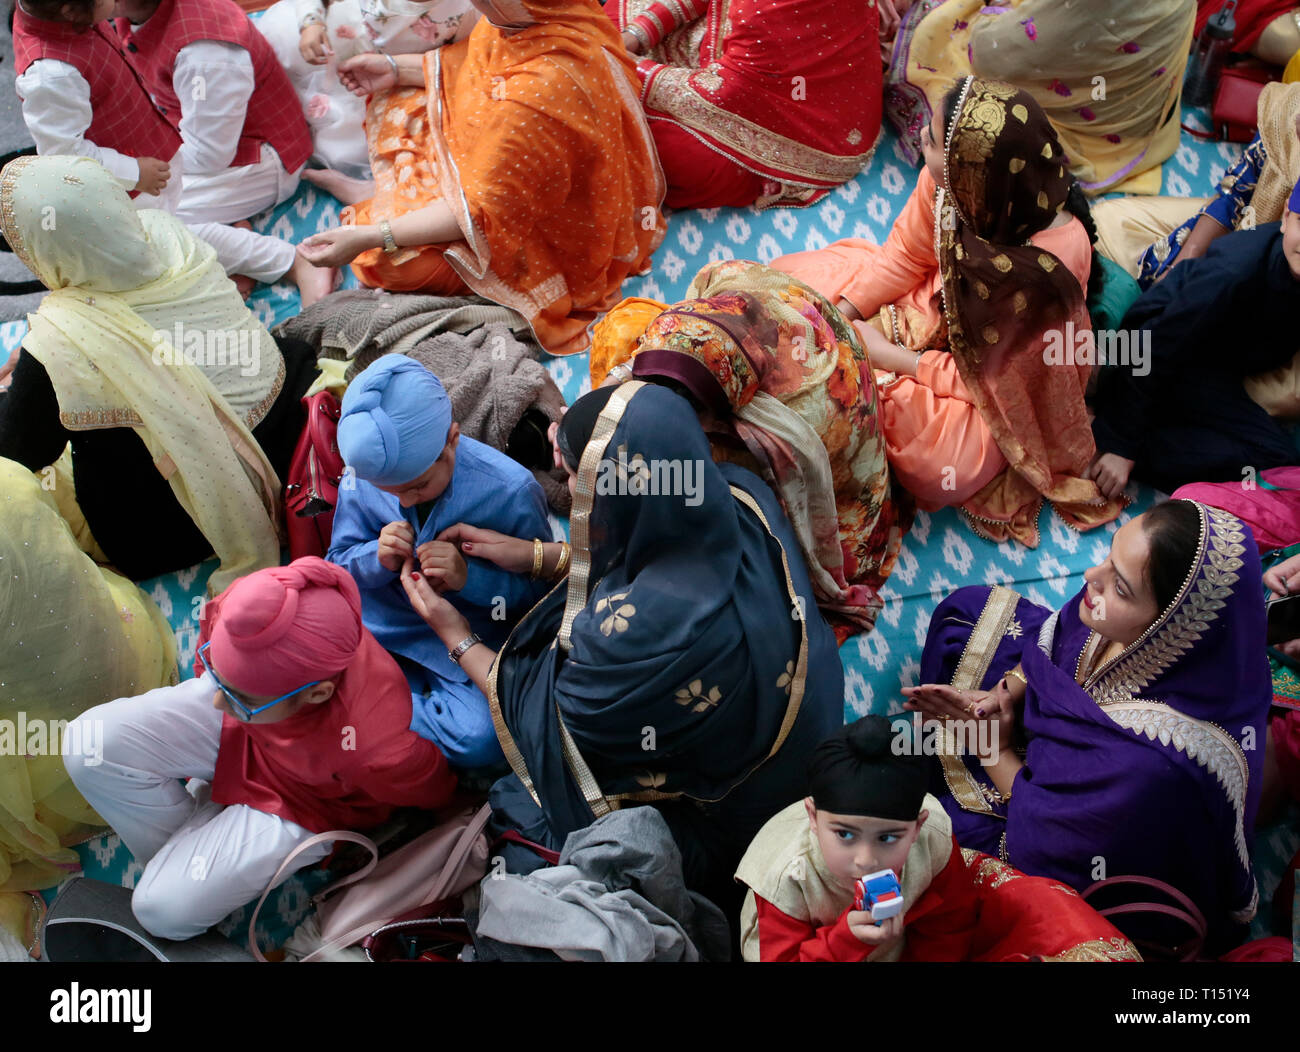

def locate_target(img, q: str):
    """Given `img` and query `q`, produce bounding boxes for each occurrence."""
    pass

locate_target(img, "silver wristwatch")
[448,633,482,665]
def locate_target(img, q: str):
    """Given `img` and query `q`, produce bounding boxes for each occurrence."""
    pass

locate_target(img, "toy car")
[853,869,904,923]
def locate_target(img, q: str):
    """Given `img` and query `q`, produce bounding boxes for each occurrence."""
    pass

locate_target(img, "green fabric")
[1087,256,1143,331]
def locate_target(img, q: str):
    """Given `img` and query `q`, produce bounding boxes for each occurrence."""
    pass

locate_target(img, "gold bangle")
[552,542,571,580]
[530,538,544,579]
[1004,667,1027,687]
[379,218,398,255]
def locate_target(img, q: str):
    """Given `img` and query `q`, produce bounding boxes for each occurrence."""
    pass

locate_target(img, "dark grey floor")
[1,13,45,323]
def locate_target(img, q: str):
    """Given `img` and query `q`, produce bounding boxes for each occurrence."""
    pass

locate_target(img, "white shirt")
[15,60,145,189]
[171,40,256,175]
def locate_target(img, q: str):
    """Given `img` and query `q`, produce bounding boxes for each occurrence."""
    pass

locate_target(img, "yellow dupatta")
[0,156,283,594]
[901,0,1196,195]
[0,457,176,945]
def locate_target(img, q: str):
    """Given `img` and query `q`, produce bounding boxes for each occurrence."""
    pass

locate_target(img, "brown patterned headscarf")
[936,76,1122,546]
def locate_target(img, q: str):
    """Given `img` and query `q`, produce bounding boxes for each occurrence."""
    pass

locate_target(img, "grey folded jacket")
[473,807,732,962]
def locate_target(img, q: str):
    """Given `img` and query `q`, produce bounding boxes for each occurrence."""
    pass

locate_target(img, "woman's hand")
[436,523,535,574]
[1265,553,1300,659]
[297,225,377,268]
[621,28,643,55]
[847,910,904,948]
[853,320,918,375]
[902,681,1018,757]
[338,53,398,97]
[299,23,332,64]
[400,557,471,641]
[1265,552,1300,596]
[1087,452,1134,500]
[903,682,988,721]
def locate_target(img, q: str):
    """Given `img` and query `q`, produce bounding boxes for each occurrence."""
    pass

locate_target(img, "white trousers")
[173,141,303,226]
[63,675,331,941]
[134,144,299,284]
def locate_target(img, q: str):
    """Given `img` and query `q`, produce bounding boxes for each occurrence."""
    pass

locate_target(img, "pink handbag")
[1082,874,1208,962]
[248,802,491,962]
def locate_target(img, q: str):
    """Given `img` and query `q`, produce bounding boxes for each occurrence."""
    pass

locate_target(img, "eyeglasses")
[197,642,322,722]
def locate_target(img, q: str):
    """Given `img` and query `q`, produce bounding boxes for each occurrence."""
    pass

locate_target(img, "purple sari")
[919,503,1270,949]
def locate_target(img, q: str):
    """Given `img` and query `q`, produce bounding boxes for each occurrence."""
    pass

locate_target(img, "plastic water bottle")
[1185,0,1238,108]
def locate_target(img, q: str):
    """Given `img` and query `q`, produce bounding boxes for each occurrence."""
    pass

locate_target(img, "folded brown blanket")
[277,290,571,514]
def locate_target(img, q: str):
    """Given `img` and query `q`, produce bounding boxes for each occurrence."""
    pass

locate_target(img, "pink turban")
[208,557,364,697]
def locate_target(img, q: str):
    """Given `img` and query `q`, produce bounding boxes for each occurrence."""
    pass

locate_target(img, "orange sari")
[346,0,667,355]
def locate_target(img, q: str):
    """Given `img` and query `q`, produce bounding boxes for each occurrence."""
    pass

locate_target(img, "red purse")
[284,390,345,560]
[1212,64,1276,142]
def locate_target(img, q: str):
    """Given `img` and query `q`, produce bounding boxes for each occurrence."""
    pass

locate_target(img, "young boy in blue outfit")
[328,355,551,768]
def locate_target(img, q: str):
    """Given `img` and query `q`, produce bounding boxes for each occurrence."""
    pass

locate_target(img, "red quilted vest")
[11,6,183,195]
[115,0,312,174]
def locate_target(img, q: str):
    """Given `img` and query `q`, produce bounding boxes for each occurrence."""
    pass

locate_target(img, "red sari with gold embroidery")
[612,0,882,209]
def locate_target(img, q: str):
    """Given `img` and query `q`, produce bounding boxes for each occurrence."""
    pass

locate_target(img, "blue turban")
[337,355,452,486]
[1290,175,1300,216]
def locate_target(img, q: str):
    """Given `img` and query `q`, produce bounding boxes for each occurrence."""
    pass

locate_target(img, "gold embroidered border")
[558,381,644,652]
[557,702,612,818]
[939,584,1022,817]
[486,578,569,809]
[0,155,39,277]
[643,67,874,185]
[1041,937,1143,962]
[58,406,145,430]
[1102,699,1253,878]
[969,852,1020,890]
[1087,505,1244,705]
[245,351,286,430]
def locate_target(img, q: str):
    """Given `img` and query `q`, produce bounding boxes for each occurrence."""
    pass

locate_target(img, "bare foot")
[288,252,338,309]
[232,273,256,299]
[302,168,376,206]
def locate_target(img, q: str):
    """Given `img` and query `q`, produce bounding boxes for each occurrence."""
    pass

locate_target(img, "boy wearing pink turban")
[64,557,457,941]
[327,355,551,769]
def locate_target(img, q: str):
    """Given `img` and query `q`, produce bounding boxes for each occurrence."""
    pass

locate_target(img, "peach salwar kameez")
[774,166,1092,517]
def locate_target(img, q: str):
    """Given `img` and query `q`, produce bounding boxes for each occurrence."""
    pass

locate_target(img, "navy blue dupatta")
[488,383,843,882]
